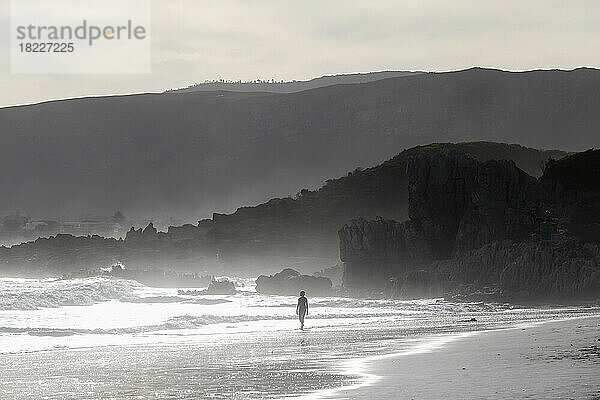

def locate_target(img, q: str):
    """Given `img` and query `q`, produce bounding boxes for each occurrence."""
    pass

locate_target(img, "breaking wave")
[124,296,232,305]
[0,277,238,311]
[125,296,185,304]
[0,314,293,337]
[0,310,426,337]
[0,277,142,310]
[183,298,232,305]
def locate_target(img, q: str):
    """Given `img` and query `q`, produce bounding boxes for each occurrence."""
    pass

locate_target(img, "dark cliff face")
[454,157,542,254]
[428,240,600,301]
[406,150,476,258]
[339,217,413,289]
[339,148,600,300]
[406,148,541,259]
[339,217,408,263]
[541,149,600,243]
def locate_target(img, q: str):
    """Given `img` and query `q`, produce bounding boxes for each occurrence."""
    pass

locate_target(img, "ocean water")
[0,277,597,399]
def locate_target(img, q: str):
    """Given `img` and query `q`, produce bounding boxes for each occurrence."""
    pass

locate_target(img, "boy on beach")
[296,291,308,330]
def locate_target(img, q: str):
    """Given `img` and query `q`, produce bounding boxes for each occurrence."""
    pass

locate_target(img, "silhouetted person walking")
[296,291,308,330]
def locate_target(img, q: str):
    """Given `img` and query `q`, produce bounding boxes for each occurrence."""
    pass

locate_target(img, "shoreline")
[312,315,600,399]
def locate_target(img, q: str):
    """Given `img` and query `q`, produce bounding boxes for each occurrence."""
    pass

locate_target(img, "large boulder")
[255,268,332,296]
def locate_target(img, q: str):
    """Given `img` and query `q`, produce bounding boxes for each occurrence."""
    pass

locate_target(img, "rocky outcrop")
[0,142,568,277]
[344,226,600,301]
[407,148,542,258]
[339,217,408,262]
[204,277,236,295]
[338,217,431,289]
[340,148,600,301]
[125,227,142,241]
[177,278,236,295]
[542,149,600,244]
[125,223,159,242]
[383,270,452,299]
[255,268,332,297]
[430,239,600,301]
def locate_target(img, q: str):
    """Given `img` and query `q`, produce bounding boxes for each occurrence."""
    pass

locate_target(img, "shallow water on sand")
[0,277,598,399]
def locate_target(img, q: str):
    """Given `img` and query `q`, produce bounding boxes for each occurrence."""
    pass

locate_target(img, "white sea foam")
[0,314,288,336]
[0,277,141,310]
[0,277,597,357]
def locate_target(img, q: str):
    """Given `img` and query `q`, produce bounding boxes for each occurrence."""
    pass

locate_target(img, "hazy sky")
[1,0,599,107]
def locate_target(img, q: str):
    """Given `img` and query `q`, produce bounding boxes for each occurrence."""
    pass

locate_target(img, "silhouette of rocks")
[431,240,600,301]
[406,148,542,258]
[179,278,236,295]
[340,148,600,301]
[125,227,142,241]
[255,268,332,296]
[339,217,428,290]
[125,223,159,243]
[0,142,568,277]
[205,277,236,295]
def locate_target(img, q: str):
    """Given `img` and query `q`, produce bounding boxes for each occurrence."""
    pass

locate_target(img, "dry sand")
[329,316,600,399]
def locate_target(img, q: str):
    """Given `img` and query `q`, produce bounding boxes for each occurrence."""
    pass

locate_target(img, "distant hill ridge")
[0,67,598,219]
[166,71,423,94]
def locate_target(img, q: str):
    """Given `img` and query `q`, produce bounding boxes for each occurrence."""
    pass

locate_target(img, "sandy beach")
[329,316,600,400]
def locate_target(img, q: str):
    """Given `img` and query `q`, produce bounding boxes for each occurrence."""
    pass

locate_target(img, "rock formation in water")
[255,268,332,297]
[203,277,237,295]
[340,148,600,301]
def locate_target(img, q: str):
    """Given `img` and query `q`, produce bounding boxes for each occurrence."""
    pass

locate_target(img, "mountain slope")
[0,67,597,219]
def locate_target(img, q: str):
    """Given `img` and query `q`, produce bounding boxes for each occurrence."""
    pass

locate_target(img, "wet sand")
[330,316,600,399]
